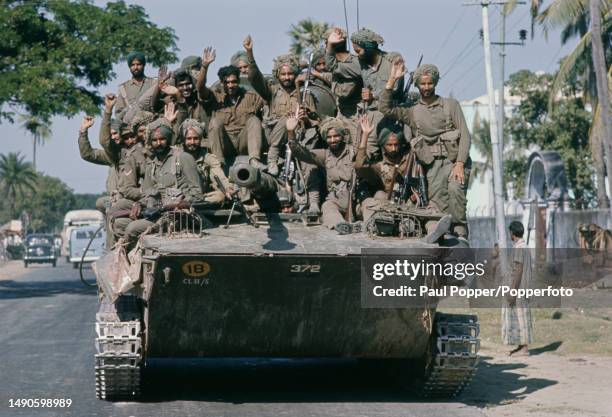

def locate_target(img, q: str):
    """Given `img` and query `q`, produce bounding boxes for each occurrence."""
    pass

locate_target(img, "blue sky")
[1,0,576,193]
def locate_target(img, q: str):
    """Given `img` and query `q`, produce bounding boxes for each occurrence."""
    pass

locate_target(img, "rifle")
[344,170,356,222]
[402,54,423,102]
[394,150,428,207]
[213,175,258,228]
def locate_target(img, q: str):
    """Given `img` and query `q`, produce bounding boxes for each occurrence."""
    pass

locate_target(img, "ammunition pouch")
[414,129,461,165]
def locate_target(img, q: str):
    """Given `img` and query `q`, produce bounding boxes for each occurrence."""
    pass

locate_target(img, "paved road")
[0,261,486,417]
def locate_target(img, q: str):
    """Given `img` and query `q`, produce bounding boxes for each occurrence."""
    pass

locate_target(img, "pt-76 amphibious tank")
[93,164,479,401]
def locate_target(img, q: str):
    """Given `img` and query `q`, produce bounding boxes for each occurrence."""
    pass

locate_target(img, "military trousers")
[322,189,351,229]
[208,115,263,165]
[425,158,471,236]
[361,190,389,223]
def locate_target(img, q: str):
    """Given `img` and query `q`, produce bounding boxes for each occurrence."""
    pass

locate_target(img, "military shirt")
[359,51,404,109]
[116,144,148,201]
[188,148,231,193]
[140,147,204,207]
[379,89,471,163]
[115,76,156,121]
[289,141,354,194]
[77,131,118,193]
[355,147,410,194]
[248,58,317,122]
[202,87,263,135]
[325,51,363,117]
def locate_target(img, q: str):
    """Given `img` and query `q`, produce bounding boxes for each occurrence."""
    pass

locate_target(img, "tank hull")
[144,252,431,358]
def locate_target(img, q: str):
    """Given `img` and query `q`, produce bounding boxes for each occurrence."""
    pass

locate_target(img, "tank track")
[95,295,143,401]
[421,312,480,398]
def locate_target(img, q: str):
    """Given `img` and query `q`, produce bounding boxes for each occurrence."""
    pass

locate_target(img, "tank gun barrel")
[228,158,277,197]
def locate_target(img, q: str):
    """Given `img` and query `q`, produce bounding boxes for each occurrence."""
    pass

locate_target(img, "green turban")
[230,51,248,67]
[320,117,348,141]
[311,48,326,65]
[119,122,133,137]
[180,119,205,139]
[181,55,202,71]
[110,119,122,132]
[377,128,406,147]
[129,110,156,132]
[350,28,384,50]
[154,125,173,141]
[273,54,300,78]
[127,51,146,66]
[414,64,440,86]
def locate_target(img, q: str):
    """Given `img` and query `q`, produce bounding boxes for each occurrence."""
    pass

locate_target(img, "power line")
[433,8,468,61]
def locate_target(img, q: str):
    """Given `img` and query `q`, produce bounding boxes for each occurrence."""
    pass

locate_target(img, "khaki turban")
[414,64,441,86]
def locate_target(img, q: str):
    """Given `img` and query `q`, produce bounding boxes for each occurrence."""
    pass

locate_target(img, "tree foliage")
[0,153,102,232]
[0,152,37,218]
[0,0,178,123]
[288,18,331,55]
[506,70,594,208]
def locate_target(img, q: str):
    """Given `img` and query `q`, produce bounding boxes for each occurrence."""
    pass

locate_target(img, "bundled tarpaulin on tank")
[92,246,141,302]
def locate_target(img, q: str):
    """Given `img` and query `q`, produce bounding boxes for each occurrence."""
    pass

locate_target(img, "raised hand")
[161,84,179,98]
[243,35,253,52]
[389,59,406,82]
[358,114,374,136]
[328,27,345,45]
[157,65,172,87]
[104,93,117,111]
[286,114,299,132]
[164,101,177,123]
[80,115,94,132]
[202,47,216,67]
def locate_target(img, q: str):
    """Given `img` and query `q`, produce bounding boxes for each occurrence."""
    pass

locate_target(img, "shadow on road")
[529,341,563,355]
[462,355,557,407]
[0,279,97,299]
[139,358,429,403]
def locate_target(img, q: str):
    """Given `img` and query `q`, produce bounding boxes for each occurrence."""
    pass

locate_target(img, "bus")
[68,225,106,269]
[61,210,104,260]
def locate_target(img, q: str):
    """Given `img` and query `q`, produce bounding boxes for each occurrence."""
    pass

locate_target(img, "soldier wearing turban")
[115,51,155,123]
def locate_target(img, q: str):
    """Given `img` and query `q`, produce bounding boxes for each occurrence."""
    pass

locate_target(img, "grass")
[438,306,612,356]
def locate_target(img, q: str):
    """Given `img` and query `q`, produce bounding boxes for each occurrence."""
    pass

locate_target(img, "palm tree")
[18,115,52,171]
[0,153,38,219]
[505,0,611,208]
[288,19,331,55]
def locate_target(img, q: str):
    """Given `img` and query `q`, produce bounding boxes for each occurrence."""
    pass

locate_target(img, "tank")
[93,180,479,401]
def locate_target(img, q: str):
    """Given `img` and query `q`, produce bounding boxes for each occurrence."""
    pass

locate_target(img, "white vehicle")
[69,225,106,269]
[61,210,104,259]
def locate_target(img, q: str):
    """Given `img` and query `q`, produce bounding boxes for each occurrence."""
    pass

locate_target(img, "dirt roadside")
[464,350,612,417]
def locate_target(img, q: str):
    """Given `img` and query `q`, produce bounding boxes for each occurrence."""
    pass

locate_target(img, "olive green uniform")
[325,51,363,142]
[289,141,354,228]
[247,57,317,166]
[115,76,156,122]
[203,87,264,165]
[77,130,118,213]
[379,88,471,236]
[123,147,204,245]
[354,146,410,222]
[188,147,231,204]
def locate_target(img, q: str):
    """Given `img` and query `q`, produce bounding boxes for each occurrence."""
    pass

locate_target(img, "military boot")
[267,146,280,176]
[307,190,321,215]
[423,215,452,244]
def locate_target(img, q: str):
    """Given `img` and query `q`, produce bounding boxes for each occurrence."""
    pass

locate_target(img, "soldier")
[380,61,471,240]
[306,48,331,88]
[77,115,118,214]
[287,115,355,231]
[325,27,363,145]
[115,51,156,123]
[230,51,250,76]
[244,35,318,176]
[180,55,202,80]
[350,28,405,159]
[123,124,204,247]
[196,47,265,168]
[354,115,409,222]
[179,118,234,205]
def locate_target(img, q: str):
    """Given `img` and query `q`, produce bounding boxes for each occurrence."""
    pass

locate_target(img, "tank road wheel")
[421,313,480,398]
[95,295,143,401]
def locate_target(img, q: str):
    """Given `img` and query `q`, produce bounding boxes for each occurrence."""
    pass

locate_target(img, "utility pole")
[491,5,526,183]
[464,0,508,247]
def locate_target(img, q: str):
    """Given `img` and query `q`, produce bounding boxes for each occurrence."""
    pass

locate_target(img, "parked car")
[23,234,57,267]
[69,225,105,269]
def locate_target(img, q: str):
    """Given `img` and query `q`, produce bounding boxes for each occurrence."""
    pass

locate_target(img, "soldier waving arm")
[196,47,217,101]
[244,35,272,103]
